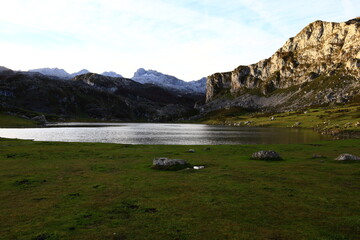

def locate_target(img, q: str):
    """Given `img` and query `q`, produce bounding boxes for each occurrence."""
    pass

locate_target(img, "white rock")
[335,154,360,161]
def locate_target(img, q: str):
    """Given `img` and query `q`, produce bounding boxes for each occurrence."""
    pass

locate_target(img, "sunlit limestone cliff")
[205,18,360,112]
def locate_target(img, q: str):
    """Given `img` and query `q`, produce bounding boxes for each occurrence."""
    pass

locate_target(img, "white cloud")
[0,0,358,80]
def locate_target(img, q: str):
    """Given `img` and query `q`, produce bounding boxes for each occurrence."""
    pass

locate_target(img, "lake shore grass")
[2,103,360,139]
[1,138,360,239]
[0,113,38,128]
[198,104,360,138]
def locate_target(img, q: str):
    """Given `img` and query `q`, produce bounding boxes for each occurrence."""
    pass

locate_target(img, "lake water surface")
[0,123,331,145]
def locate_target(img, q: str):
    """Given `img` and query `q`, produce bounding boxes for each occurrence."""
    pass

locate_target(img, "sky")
[0,0,358,81]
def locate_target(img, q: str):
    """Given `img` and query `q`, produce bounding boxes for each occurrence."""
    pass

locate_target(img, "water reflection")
[0,123,330,145]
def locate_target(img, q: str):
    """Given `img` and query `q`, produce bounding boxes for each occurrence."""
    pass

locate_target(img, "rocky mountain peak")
[29,67,70,79]
[132,68,206,93]
[205,18,360,110]
[101,71,123,78]
[133,68,147,78]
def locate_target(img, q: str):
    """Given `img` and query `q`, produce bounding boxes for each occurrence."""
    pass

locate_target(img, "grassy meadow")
[200,104,360,136]
[1,138,360,239]
[0,113,38,128]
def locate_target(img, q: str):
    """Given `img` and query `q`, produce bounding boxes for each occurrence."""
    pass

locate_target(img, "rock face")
[251,150,282,160]
[335,153,360,161]
[205,18,360,111]
[152,157,190,170]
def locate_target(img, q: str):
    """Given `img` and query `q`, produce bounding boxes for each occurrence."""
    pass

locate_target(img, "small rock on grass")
[335,153,360,161]
[193,166,205,170]
[187,149,195,153]
[251,150,282,160]
[152,157,191,170]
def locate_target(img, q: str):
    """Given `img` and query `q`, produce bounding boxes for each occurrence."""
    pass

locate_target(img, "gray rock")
[335,154,360,161]
[188,149,196,153]
[152,157,190,170]
[251,150,282,160]
[32,115,47,123]
[292,122,301,127]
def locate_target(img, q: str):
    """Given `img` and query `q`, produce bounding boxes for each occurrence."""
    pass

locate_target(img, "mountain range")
[29,68,206,94]
[29,68,121,79]
[0,68,204,122]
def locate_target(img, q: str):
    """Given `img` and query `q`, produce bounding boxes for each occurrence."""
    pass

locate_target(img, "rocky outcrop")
[206,18,360,111]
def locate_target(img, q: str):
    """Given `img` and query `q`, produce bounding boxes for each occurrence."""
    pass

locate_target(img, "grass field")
[0,113,38,128]
[200,104,360,137]
[1,138,360,239]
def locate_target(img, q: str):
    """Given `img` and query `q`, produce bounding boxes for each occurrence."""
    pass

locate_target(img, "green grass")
[1,138,360,239]
[0,113,38,128]
[201,104,360,134]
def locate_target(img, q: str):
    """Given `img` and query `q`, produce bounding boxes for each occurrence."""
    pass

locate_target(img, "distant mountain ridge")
[0,68,204,122]
[29,68,123,79]
[29,67,206,94]
[132,68,206,93]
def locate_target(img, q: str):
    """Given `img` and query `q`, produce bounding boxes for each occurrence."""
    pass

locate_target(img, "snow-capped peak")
[132,68,206,93]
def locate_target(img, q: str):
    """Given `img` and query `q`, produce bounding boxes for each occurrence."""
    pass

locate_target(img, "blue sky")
[0,0,358,81]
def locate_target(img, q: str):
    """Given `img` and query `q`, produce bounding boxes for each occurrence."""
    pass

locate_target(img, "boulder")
[292,122,301,128]
[335,154,360,161]
[32,114,47,123]
[152,157,190,170]
[187,149,196,153]
[251,150,282,160]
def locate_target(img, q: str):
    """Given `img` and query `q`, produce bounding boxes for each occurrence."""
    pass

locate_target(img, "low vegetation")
[200,103,360,137]
[1,138,360,239]
[0,113,38,128]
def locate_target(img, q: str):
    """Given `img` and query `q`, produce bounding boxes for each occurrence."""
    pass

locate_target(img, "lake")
[0,123,331,145]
